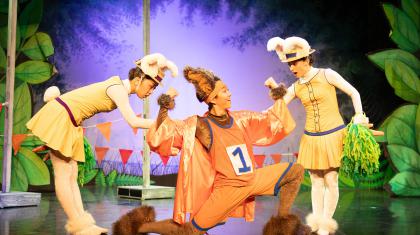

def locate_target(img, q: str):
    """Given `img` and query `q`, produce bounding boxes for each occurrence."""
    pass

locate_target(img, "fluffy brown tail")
[112,205,156,235]
[263,214,312,235]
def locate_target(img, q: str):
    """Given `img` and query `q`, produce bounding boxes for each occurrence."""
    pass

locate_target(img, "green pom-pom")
[341,118,381,177]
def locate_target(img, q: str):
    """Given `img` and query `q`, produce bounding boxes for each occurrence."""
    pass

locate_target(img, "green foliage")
[383,3,420,52]
[115,174,144,186]
[77,137,98,186]
[0,82,32,134]
[369,0,420,197]
[95,170,106,186]
[0,0,57,192]
[10,156,28,191]
[367,49,420,76]
[21,32,54,60]
[387,172,420,196]
[15,61,54,84]
[17,147,49,185]
[18,0,43,40]
[106,170,117,186]
[384,60,420,103]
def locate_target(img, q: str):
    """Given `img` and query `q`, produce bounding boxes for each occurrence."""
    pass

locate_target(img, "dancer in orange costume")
[113,66,310,235]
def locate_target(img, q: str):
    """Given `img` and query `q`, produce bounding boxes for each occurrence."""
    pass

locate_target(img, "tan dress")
[26,76,122,162]
[295,69,346,170]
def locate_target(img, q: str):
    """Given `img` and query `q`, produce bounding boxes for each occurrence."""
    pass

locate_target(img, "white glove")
[353,113,369,125]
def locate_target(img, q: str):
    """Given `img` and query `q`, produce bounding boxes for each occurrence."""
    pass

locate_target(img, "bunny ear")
[267,37,284,52]
[165,60,179,77]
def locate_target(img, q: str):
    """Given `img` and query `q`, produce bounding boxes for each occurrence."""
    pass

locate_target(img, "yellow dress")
[26,76,123,162]
[295,69,346,170]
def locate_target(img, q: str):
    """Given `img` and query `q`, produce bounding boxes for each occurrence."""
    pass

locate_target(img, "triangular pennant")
[119,149,133,166]
[95,146,109,165]
[271,153,282,164]
[159,155,170,166]
[254,154,266,168]
[96,122,112,141]
[132,127,138,135]
[0,103,3,113]
[12,134,27,155]
[293,152,299,159]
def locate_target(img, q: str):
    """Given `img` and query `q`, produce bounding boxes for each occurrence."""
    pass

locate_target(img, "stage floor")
[0,186,419,235]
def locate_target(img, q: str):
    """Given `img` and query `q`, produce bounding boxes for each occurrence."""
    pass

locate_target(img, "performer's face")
[135,78,158,98]
[287,57,310,78]
[213,86,232,110]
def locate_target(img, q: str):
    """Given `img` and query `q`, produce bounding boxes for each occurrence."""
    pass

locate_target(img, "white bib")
[226,144,253,176]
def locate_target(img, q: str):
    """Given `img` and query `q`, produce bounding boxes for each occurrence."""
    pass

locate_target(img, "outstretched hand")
[265,77,287,100]
[157,87,178,110]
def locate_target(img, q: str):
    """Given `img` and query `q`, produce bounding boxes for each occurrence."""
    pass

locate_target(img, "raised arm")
[146,88,186,156]
[234,81,296,146]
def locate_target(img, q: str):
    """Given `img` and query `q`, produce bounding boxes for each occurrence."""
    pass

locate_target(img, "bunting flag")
[95,146,109,165]
[132,114,143,135]
[0,103,3,113]
[271,153,282,164]
[132,127,138,135]
[254,154,266,168]
[293,152,299,158]
[96,122,112,141]
[159,155,170,166]
[119,149,133,166]
[12,134,27,155]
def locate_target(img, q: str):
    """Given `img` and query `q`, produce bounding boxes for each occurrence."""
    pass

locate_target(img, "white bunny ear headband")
[267,36,315,62]
[134,53,179,86]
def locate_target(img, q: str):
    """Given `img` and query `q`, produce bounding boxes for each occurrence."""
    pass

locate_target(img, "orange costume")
[147,98,296,230]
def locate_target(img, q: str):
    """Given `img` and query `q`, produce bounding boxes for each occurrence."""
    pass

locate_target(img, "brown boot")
[139,220,203,235]
[277,164,305,216]
[263,214,312,235]
[112,205,156,235]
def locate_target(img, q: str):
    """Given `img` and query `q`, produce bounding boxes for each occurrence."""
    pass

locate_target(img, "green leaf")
[367,49,420,76]
[383,3,420,52]
[15,60,53,84]
[19,0,43,40]
[378,105,418,143]
[21,32,54,60]
[17,147,49,185]
[0,82,32,135]
[388,144,420,172]
[106,170,117,186]
[0,14,21,50]
[10,156,28,191]
[388,172,420,196]
[20,135,44,148]
[95,170,106,186]
[339,170,355,188]
[416,105,420,152]
[386,118,417,150]
[83,169,98,185]
[385,60,420,103]
[390,29,420,52]
[401,0,420,29]
[0,47,5,73]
